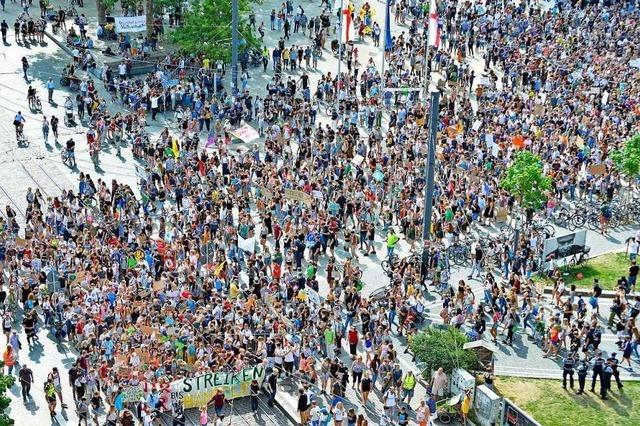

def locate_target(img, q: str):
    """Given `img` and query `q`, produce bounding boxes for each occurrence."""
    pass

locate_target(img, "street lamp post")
[231,0,239,95]
[420,90,439,286]
[422,90,440,242]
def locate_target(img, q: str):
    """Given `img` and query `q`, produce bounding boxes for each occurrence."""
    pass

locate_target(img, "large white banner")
[114,15,147,33]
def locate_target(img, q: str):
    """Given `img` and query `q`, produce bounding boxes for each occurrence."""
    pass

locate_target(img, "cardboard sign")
[533,104,544,117]
[589,164,606,176]
[284,189,313,206]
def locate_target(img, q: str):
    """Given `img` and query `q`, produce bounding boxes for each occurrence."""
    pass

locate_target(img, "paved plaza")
[1,0,639,425]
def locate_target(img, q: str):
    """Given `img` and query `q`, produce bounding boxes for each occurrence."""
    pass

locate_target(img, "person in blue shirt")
[13,111,25,138]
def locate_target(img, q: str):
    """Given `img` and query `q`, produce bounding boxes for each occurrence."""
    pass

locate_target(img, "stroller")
[64,107,76,126]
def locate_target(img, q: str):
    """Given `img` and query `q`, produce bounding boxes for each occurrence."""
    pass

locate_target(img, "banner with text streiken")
[170,366,266,408]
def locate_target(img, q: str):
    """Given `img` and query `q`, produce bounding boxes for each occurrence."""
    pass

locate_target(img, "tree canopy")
[500,151,552,210]
[171,0,259,62]
[610,134,640,181]
[410,326,479,381]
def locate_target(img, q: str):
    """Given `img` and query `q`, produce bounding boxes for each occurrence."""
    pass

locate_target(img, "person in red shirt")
[210,388,227,418]
[348,326,359,356]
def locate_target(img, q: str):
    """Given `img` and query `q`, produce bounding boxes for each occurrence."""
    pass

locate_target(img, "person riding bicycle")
[27,86,37,109]
[65,138,76,167]
[13,111,26,138]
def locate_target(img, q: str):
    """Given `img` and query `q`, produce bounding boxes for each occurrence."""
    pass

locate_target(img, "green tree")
[410,326,479,381]
[0,361,15,426]
[171,0,259,62]
[610,134,640,183]
[500,151,552,210]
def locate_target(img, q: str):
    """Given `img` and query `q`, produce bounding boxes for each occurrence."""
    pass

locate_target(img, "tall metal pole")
[335,0,344,114]
[380,0,389,101]
[231,0,239,96]
[422,90,440,242]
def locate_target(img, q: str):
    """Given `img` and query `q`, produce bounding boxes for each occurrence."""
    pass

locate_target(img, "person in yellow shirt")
[229,281,239,299]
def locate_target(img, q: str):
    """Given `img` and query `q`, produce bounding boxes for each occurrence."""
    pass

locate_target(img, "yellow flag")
[172,138,180,159]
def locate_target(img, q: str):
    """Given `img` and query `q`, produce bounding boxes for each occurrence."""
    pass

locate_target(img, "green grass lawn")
[533,252,632,291]
[494,377,640,426]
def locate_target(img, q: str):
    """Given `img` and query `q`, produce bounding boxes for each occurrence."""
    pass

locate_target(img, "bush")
[0,361,15,426]
[410,326,479,381]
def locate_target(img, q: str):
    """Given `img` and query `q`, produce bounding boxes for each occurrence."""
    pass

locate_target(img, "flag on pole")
[341,2,355,43]
[384,0,393,51]
[428,0,441,48]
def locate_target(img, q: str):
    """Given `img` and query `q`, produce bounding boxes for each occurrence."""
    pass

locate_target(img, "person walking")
[48,367,68,408]
[607,354,623,389]
[46,78,55,103]
[42,116,49,143]
[44,378,58,418]
[18,364,33,401]
[2,345,15,375]
[386,228,400,259]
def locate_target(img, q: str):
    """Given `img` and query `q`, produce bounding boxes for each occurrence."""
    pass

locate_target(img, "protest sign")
[237,234,255,254]
[121,385,145,403]
[114,16,147,33]
[284,188,313,206]
[170,366,266,408]
[230,124,260,143]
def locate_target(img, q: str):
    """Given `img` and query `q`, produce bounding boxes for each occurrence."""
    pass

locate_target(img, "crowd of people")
[2,0,640,425]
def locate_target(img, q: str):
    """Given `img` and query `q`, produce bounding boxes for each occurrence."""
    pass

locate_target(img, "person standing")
[1,20,8,43]
[347,326,359,356]
[576,360,589,395]
[76,396,89,426]
[46,78,55,103]
[18,364,33,401]
[590,351,604,393]
[296,387,309,424]
[401,371,417,406]
[562,353,575,389]
[266,371,278,407]
[601,361,613,400]
[250,379,260,412]
[21,57,29,80]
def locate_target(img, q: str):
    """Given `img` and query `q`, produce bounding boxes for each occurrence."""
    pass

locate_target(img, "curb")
[273,395,298,425]
[539,250,633,299]
[541,287,619,299]
[43,29,75,57]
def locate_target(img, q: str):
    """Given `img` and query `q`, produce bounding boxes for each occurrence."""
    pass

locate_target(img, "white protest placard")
[237,234,255,253]
[485,133,494,145]
[307,287,321,305]
[114,16,147,33]
[231,124,260,143]
[352,154,365,166]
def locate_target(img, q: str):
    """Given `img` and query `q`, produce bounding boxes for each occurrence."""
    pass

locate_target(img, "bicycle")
[567,246,590,268]
[15,124,28,146]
